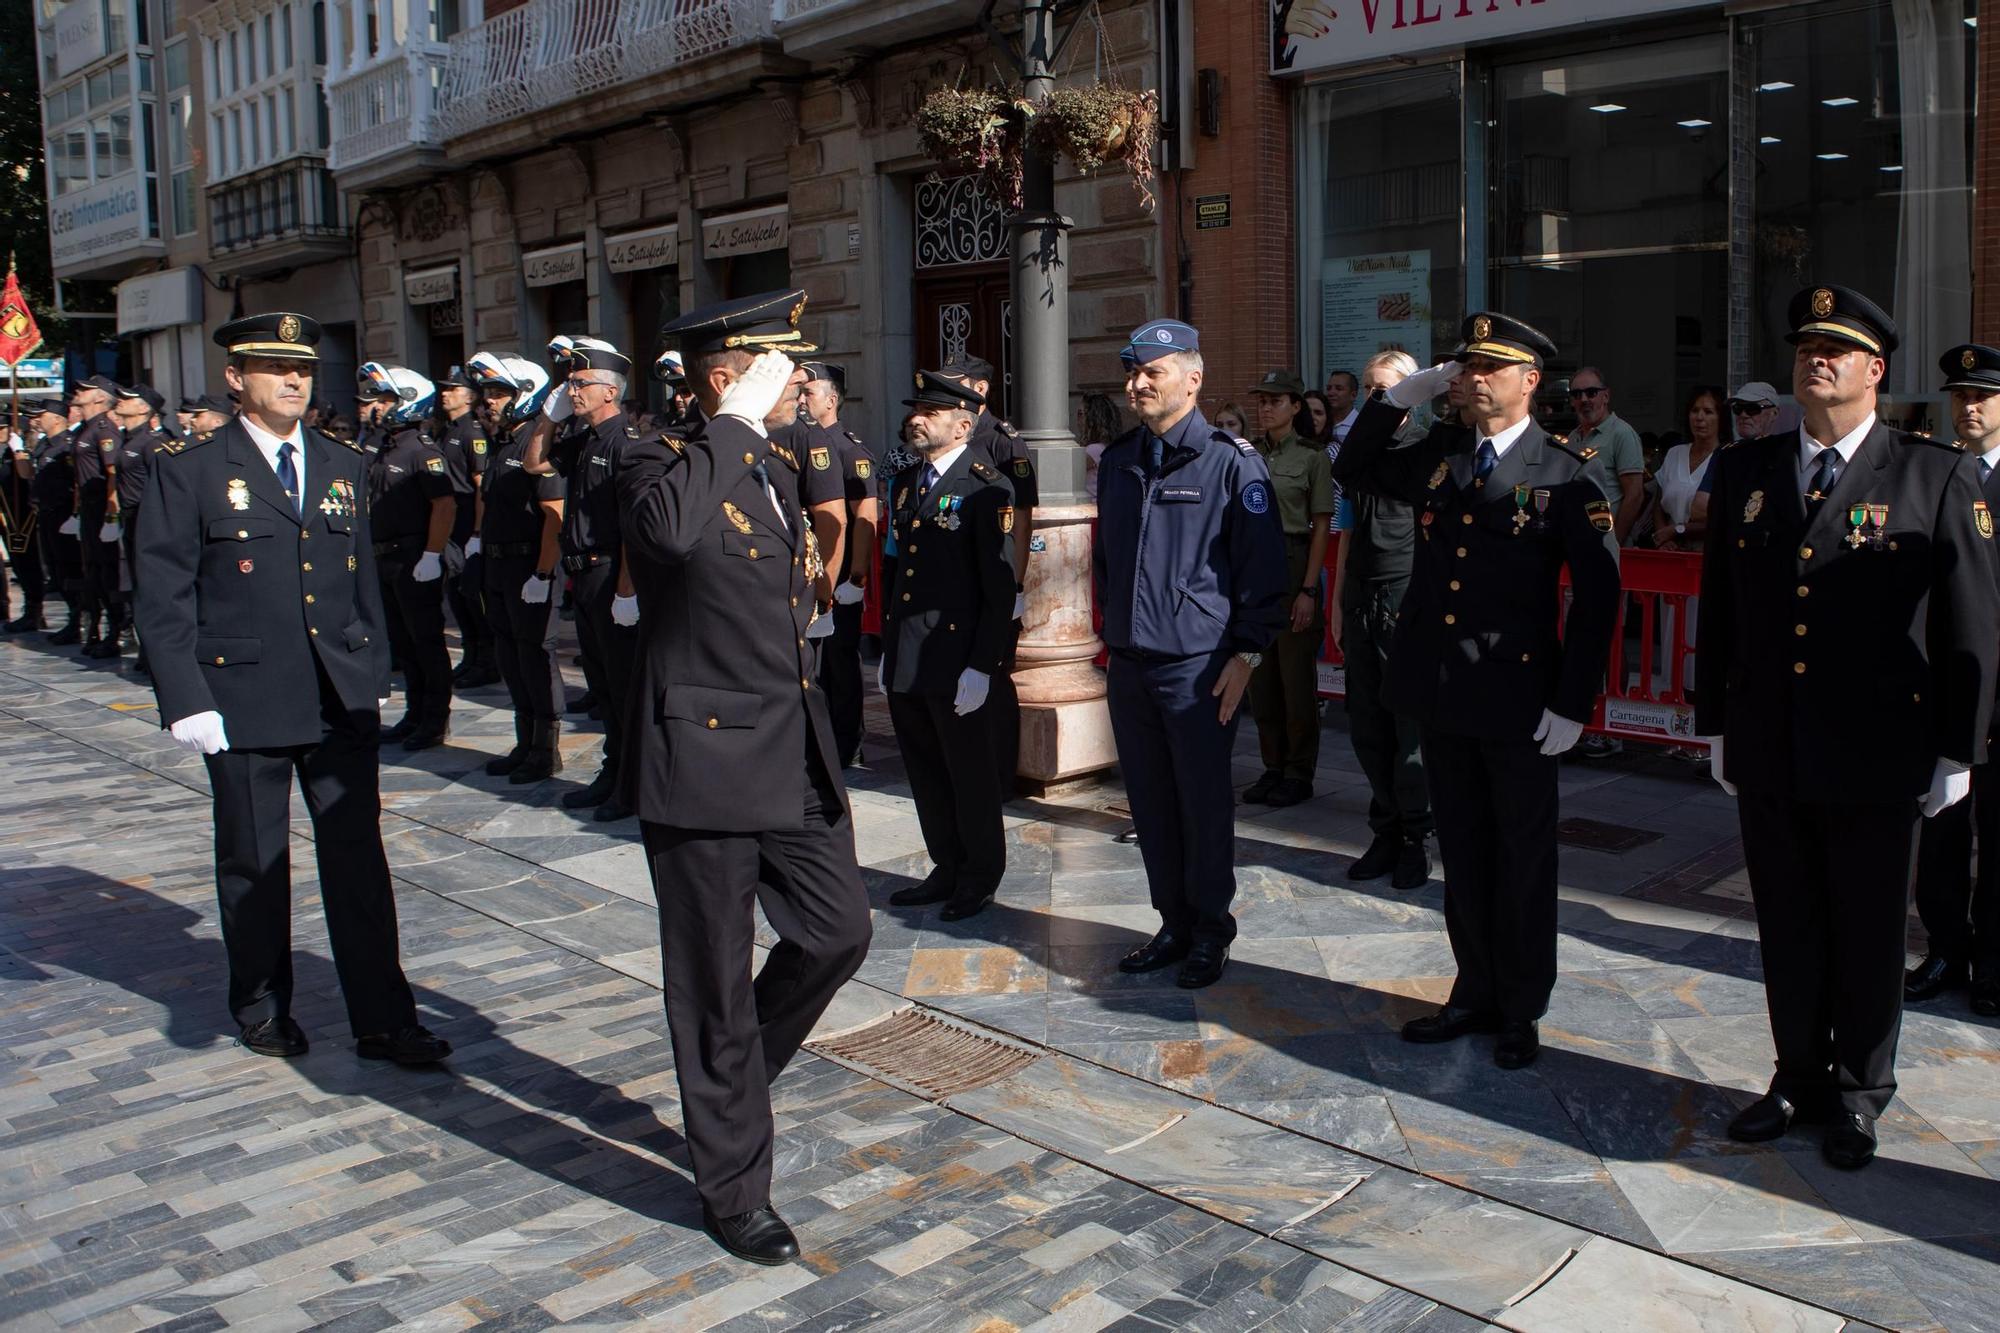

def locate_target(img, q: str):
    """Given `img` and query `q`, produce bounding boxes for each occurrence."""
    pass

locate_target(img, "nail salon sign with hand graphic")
[1271,0,1716,75]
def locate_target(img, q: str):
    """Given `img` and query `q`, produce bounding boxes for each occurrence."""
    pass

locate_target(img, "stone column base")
[1018,695,1119,785]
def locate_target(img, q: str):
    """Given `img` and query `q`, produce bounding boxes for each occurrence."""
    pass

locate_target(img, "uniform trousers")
[989,624,1021,793]
[641,744,871,1217]
[378,544,452,730]
[1248,536,1323,783]
[37,513,81,623]
[203,664,418,1036]
[447,537,492,668]
[4,513,45,617]
[1107,647,1241,946]
[818,598,866,764]
[484,556,564,722]
[1342,595,1430,839]
[888,688,1004,894]
[78,493,121,630]
[1737,793,1918,1117]
[1422,730,1559,1021]
[120,520,144,641]
[571,559,636,779]
[1912,762,2000,976]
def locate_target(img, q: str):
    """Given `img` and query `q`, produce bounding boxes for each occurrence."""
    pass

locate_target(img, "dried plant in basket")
[917,87,1037,211]
[1036,85,1160,210]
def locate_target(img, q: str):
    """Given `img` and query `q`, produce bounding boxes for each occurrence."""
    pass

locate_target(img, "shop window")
[1298,65,1464,394]
[628,268,682,414]
[543,282,590,339]
[724,250,790,299]
[1746,0,1977,405]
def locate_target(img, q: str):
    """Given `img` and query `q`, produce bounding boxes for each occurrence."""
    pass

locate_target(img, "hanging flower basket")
[1036,86,1160,210]
[917,87,1037,211]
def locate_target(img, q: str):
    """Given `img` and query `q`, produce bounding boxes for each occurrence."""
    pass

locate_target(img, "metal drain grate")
[806,1006,1043,1101]
[1555,817,1663,853]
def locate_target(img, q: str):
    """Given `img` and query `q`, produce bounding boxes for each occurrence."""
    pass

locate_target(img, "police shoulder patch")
[1011,458,1033,478]
[1234,438,1258,455]
[472,436,487,455]
[425,456,445,474]
[1976,500,1993,540]
[854,458,871,479]
[970,460,999,481]
[1241,480,1271,514]
[810,445,831,471]
[1584,497,1614,532]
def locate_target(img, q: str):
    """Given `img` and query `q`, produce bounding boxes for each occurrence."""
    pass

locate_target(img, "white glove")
[377,696,392,710]
[833,581,866,605]
[610,594,639,627]
[1012,591,1026,620]
[99,521,121,543]
[806,611,835,639]
[464,535,482,558]
[1920,759,1973,818]
[169,710,230,756]
[1385,360,1463,410]
[59,516,80,536]
[521,574,552,604]
[716,350,796,430]
[878,667,890,698]
[1699,736,1737,796]
[542,387,573,422]
[412,550,443,582]
[954,668,991,716]
[1532,708,1583,756]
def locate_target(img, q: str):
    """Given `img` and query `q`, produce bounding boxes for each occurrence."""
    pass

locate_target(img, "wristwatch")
[1235,651,1263,668]
[534,568,555,580]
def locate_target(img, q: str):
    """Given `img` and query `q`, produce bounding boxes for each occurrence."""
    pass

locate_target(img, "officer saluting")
[435,365,497,689]
[1700,288,1999,1168]
[133,313,448,1065]
[362,364,457,750]
[1909,342,2000,1018]
[1097,319,1288,989]
[880,371,1018,921]
[617,291,870,1266]
[1332,313,1620,1070]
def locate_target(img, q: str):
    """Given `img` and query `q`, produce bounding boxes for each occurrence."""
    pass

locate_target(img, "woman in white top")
[1648,385,1728,552]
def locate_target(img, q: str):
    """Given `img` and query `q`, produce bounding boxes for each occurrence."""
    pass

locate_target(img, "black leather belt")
[484,541,539,558]
[373,537,420,556]
[562,551,612,573]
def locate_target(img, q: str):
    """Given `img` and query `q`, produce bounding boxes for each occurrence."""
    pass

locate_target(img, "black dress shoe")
[356,1025,452,1066]
[1401,1005,1502,1043]
[1727,1092,1799,1143]
[1494,1020,1540,1069]
[1348,835,1400,881]
[1391,838,1431,891]
[47,624,82,645]
[1264,778,1313,808]
[1973,976,2000,1017]
[1241,772,1282,804]
[592,796,632,822]
[939,889,996,922]
[240,1015,308,1058]
[889,874,955,907]
[401,726,450,752]
[1119,930,1191,974]
[704,1204,800,1266]
[1822,1112,1877,1169]
[569,690,599,714]
[1905,954,1969,1001]
[563,770,616,808]
[1176,939,1230,989]
[457,666,501,689]
[1114,825,1140,845]
[380,716,417,743]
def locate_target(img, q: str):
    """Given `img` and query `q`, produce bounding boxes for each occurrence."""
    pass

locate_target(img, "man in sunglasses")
[1689,382,1783,537]
[1565,368,1645,543]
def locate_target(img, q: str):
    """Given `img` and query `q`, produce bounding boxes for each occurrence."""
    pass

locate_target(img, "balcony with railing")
[772,0,984,62]
[206,157,351,278]
[432,0,791,156]
[325,40,450,190]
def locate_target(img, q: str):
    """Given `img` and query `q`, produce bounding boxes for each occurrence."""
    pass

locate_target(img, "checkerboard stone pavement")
[2,623,1997,1332]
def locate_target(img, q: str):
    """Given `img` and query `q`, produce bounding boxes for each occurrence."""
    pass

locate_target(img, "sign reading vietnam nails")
[522,243,587,288]
[701,205,789,260]
[1270,0,1718,75]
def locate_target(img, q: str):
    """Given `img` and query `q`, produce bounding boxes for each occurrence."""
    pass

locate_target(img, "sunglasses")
[1728,401,1772,415]
[1568,386,1606,399]
[567,378,616,391]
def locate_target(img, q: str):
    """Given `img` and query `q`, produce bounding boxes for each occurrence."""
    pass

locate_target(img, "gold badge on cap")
[913,371,925,391]
[277,314,301,343]
[227,478,250,511]
[1811,288,1835,319]
[722,501,753,534]
[1965,349,1980,371]
[1472,315,1492,341]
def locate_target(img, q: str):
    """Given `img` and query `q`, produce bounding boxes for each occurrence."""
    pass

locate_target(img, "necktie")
[919,462,940,500]
[277,441,299,516]
[1805,447,1841,511]
[1474,439,1497,484]
[1981,457,1993,484]
[1146,437,1165,477]
[751,460,789,532]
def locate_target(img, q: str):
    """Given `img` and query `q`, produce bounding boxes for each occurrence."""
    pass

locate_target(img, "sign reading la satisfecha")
[0,264,45,369]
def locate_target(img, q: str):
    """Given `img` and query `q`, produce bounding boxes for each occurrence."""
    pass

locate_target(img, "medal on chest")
[319,478,356,519]
[1512,483,1531,535]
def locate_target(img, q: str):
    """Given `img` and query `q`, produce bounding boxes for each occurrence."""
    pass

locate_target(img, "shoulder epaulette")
[970,459,999,481]
[661,432,687,455]
[313,427,361,454]
[844,430,864,445]
[1234,438,1257,455]
[1545,437,1591,467]
[996,419,1019,437]
[769,441,800,472]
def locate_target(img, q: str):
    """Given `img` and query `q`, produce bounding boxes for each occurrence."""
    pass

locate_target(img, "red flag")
[0,262,44,367]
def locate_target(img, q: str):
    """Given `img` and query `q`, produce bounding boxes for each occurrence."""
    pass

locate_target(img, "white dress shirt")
[1795,416,1873,497]
[238,413,307,511]
[1478,413,1535,460]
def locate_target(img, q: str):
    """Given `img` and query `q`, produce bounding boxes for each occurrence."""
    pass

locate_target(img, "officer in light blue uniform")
[1095,319,1288,988]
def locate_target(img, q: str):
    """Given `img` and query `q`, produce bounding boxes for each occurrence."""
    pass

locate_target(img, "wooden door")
[914,266,1013,422]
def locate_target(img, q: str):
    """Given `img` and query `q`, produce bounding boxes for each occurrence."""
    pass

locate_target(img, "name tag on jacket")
[1158,485,1203,503]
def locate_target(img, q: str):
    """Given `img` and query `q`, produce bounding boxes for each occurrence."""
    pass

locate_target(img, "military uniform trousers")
[79,492,124,629]
[1739,794,1920,1117]
[447,539,493,669]
[1913,764,2000,978]
[375,537,453,730]
[36,510,81,623]
[1248,535,1324,783]
[989,624,1021,793]
[569,555,636,780]
[818,598,866,765]
[888,688,1005,895]
[1342,592,1430,840]
[1423,730,1559,1021]
[483,549,563,722]
[1107,647,1243,946]
[204,659,419,1036]
[3,505,45,620]
[640,740,871,1217]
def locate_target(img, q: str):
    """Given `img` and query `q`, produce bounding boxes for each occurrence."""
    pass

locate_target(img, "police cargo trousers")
[1248,535,1324,784]
[1342,598,1431,841]
[378,545,452,732]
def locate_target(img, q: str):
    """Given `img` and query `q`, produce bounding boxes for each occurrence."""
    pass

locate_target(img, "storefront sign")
[1321,250,1432,382]
[605,224,680,274]
[1272,0,1719,76]
[48,171,148,271]
[54,0,108,80]
[116,268,201,334]
[702,205,789,260]
[1196,195,1231,230]
[403,264,458,305]
[522,242,587,288]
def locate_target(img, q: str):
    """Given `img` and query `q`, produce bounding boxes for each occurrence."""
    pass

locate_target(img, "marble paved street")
[2,625,1998,1330]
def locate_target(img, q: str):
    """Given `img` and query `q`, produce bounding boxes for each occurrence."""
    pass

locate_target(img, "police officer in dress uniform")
[66,375,124,654]
[879,372,1018,921]
[617,291,871,1266]
[1332,313,1621,1070]
[801,362,879,765]
[109,383,171,667]
[133,314,449,1066]
[1097,320,1288,989]
[1243,369,1336,807]
[362,363,457,750]
[27,398,80,641]
[2,399,53,633]
[1908,343,2000,1018]
[436,364,498,689]
[1698,287,1999,1169]
[469,353,568,785]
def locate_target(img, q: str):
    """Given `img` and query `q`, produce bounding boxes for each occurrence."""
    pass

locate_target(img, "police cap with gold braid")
[1452,312,1557,368]
[1785,285,1899,358]
[1940,343,2000,394]
[214,311,322,362]
[660,289,818,358]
